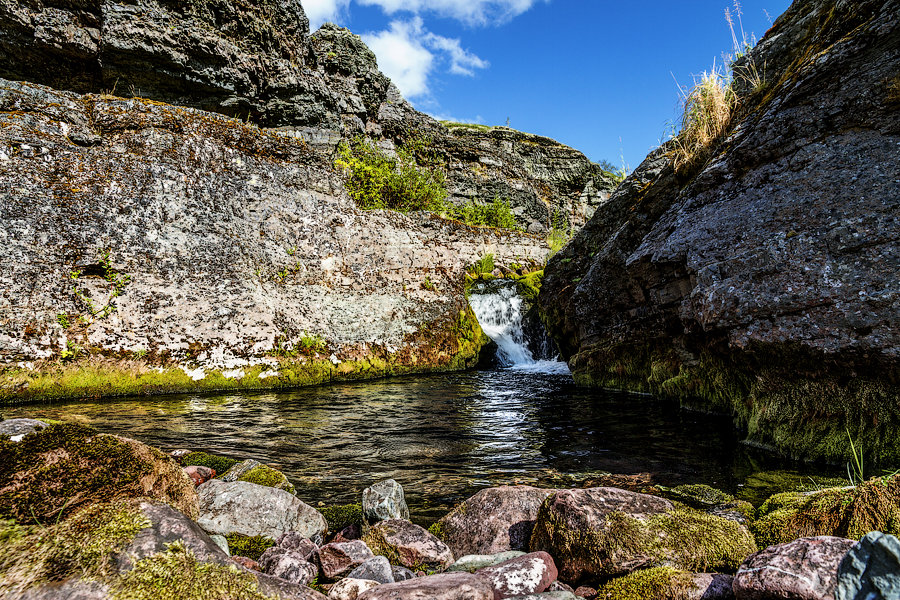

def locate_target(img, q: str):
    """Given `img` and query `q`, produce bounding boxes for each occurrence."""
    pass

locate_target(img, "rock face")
[733,536,856,600]
[437,486,555,557]
[539,0,900,463]
[196,479,327,540]
[529,488,756,583]
[837,532,900,600]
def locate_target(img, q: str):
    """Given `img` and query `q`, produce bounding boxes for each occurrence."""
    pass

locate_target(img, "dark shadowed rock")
[358,573,495,600]
[837,531,900,600]
[475,551,558,598]
[348,556,395,584]
[317,540,376,578]
[734,536,856,600]
[364,519,454,572]
[363,479,410,524]
[437,486,555,557]
[391,565,417,581]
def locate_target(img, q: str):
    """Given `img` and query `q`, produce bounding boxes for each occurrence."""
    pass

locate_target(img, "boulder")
[223,459,296,494]
[277,532,319,561]
[0,423,197,522]
[530,488,756,582]
[184,465,216,486]
[436,487,555,557]
[595,567,735,600]
[0,418,48,439]
[363,479,410,523]
[258,549,318,585]
[364,519,454,571]
[358,573,495,600]
[196,479,327,540]
[836,531,900,600]
[475,551,558,598]
[348,556,396,584]
[734,536,856,600]
[449,552,528,573]
[329,578,381,600]
[317,540,376,578]
[573,586,595,599]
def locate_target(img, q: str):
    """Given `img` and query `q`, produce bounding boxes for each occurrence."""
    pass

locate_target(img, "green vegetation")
[467,254,495,277]
[180,452,238,476]
[224,534,275,561]
[319,504,363,532]
[439,121,493,132]
[69,249,134,322]
[298,333,327,355]
[596,567,697,600]
[657,484,754,521]
[239,465,295,494]
[441,198,519,230]
[751,474,900,548]
[426,521,446,541]
[736,471,849,507]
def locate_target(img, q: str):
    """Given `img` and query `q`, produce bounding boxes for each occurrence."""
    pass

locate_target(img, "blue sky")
[302,0,793,169]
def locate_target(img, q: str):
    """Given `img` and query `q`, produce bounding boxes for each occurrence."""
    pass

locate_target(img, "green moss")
[515,270,543,304]
[596,566,697,600]
[224,534,275,562]
[426,521,445,541]
[239,465,295,494]
[112,541,275,600]
[0,500,149,594]
[0,423,197,522]
[751,475,900,548]
[180,452,238,476]
[736,470,849,507]
[319,504,362,533]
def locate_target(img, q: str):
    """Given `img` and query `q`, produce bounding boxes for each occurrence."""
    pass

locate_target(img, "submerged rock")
[363,519,455,572]
[436,486,555,557]
[733,536,855,600]
[363,479,410,524]
[836,531,900,600]
[196,479,327,540]
[530,488,755,583]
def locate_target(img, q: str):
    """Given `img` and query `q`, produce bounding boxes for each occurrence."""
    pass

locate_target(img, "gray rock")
[348,556,395,584]
[328,578,380,600]
[209,534,230,556]
[0,418,48,439]
[317,540,375,579]
[358,573,494,600]
[196,479,326,540]
[278,532,319,561]
[258,549,318,585]
[475,551,558,598]
[448,551,527,573]
[837,531,900,600]
[13,581,110,600]
[734,536,856,600]
[362,479,410,524]
[506,593,577,600]
[692,574,735,600]
[221,459,263,482]
[363,519,454,572]
[437,486,554,558]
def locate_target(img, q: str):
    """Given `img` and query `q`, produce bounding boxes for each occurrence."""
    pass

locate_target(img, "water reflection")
[7,368,841,523]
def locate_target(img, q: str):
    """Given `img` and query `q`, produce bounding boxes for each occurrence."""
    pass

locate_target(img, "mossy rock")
[319,504,362,533]
[236,465,296,495]
[224,533,276,562]
[752,474,900,548]
[0,500,150,594]
[658,484,755,521]
[595,567,698,600]
[736,470,849,507]
[514,270,543,304]
[0,423,197,523]
[180,451,238,476]
[426,521,445,541]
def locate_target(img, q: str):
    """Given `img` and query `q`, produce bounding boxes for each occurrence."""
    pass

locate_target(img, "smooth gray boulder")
[347,556,395,584]
[196,479,326,540]
[0,418,48,440]
[362,479,410,524]
[837,531,900,600]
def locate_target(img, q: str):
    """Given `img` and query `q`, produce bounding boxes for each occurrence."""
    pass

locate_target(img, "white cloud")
[303,0,350,30]
[357,0,542,26]
[362,18,487,99]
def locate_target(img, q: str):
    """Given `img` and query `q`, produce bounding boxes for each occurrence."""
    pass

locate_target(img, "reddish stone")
[475,551,558,599]
[364,519,454,572]
[574,586,597,599]
[232,556,261,571]
[183,465,216,486]
[316,540,375,578]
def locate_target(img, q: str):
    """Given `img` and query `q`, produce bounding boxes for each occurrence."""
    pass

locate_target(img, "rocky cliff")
[540,0,900,464]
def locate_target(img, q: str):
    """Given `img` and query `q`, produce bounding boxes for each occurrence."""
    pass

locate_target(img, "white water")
[468,283,570,374]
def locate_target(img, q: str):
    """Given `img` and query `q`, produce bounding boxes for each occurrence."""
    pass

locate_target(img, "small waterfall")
[468,281,570,374]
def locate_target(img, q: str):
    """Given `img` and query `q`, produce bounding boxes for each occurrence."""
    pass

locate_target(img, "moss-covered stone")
[224,533,276,562]
[0,500,150,595]
[751,475,900,548]
[595,567,697,600]
[426,521,446,541]
[319,504,363,533]
[181,451,238,476]
[0,423,197,523]
[736,470,849,507]
[238,465,296,495]
[658,484,755,521]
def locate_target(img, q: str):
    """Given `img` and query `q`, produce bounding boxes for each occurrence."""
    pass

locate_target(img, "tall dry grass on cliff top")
[670,66,737,175]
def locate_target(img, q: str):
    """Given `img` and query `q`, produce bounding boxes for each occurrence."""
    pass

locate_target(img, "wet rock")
[184,465,216,486]
[0,418,48,439]
[348,556,395,584]
[196,479,327,540]
[449,552,528,573]
[328,578,381,600]
[363,479,410,524]
[358,573,495,600]
[317,540,376,578]
[475,551,558,598]
[258,549,318,585]
[734,536,856,600]
[363,519,454,571]
[391,565,417,581]
[837,531,900,600]
[232,556,262,571]
[530,488,755,582]
[437,486,555,557]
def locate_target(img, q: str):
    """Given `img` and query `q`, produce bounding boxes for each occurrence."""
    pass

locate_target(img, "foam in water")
[468,282,570,374]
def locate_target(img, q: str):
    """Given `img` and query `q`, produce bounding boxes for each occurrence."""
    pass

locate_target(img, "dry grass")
[670,67,738,176]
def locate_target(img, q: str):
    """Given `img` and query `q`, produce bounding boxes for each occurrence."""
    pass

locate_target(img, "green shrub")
[442,198,519,230]
[180,452,237,476]
[335,138,447,212]
[467,254,495,277]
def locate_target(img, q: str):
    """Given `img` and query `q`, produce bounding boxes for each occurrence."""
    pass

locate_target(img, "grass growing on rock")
[239,465,295,494]
[224,534,276,562]
[319,504,363,533]
[595,567,697,600]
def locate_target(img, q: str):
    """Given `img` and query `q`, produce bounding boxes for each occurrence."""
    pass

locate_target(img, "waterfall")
[468,281,570,374]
